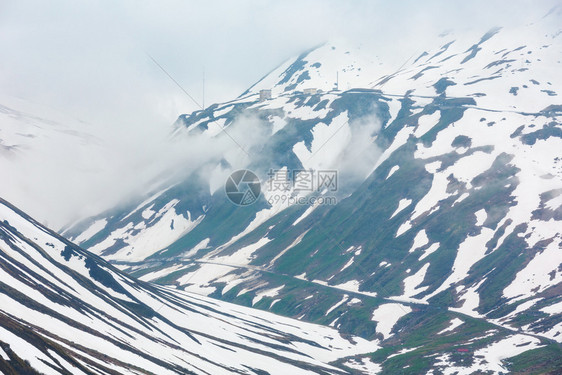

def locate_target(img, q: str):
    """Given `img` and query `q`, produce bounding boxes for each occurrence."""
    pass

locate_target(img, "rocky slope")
[64,9,562,374]
[0,197,385,374]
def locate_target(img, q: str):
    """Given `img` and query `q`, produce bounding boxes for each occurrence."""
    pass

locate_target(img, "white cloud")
[0,0,559,227]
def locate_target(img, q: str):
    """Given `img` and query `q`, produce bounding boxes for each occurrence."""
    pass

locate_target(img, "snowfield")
[0,198,380,375]
[39,7,562,373]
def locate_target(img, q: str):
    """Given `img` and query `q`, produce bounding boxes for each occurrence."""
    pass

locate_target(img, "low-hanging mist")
[0,0,559,228]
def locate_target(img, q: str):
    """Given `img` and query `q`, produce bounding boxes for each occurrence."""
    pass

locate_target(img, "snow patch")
[326,295,349,315]
[386,165,400,179]
[410,230,429,253]
[474,209,487,226]
[437,318,464,335]
[371,303,412,340]
[401,263,430,297]
[252,286,284,306]
[74,219,107,244]
[390,198,412,219]
[419,242,440,261]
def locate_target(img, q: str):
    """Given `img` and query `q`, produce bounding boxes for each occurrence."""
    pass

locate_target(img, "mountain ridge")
[0,196,385,374]
[61,16,562,374]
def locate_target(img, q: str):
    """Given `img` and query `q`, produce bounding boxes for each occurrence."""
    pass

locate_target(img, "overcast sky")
[2,0,558,123]
[0,0,559,227]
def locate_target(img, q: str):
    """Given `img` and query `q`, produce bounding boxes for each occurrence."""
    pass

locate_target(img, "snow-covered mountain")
[0,95,96,159]
[0,197,384,374]
[64,9,562,374]
[240,42,385,96]
[0,94,104,228]
[1,201,557,375]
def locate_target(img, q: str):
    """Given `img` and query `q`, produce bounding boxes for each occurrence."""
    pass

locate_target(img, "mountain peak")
[242,41,384,97]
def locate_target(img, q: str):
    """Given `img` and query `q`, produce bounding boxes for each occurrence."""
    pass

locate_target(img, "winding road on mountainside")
[115,256,562,349]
